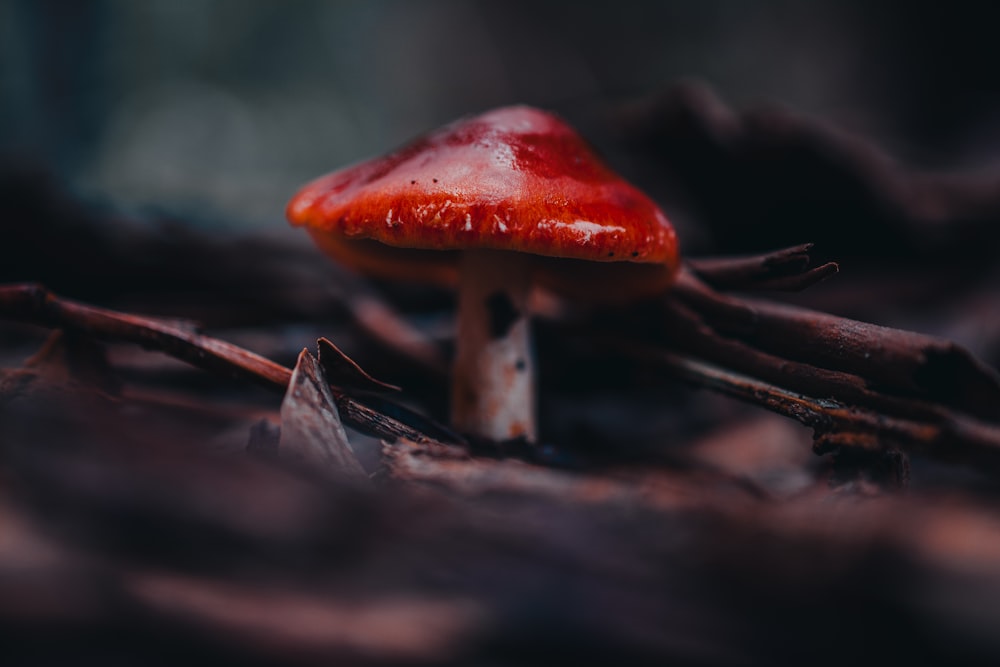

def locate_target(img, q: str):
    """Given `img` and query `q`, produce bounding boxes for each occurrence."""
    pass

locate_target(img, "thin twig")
[670,269,1000,421]
[688,243,839,292]
[623,343,1000,471]
[0,283,456,444]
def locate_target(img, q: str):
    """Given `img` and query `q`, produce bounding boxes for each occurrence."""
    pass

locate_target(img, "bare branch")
[670,270,1000,420]
[688,243,839,292]
[0,283,457,445]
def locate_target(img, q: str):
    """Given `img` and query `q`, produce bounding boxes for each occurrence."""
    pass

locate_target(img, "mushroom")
[287,106,679,443]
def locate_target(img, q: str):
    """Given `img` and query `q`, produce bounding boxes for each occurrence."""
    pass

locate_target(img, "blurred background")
[3,0,999,230]
[4,5,1000,665]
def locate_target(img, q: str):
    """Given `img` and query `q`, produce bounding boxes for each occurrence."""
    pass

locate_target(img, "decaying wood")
[626,344,1000,470]
[670,268,1000,420]
[15,403,1000,666]
[0,283,455,445]
[2,237,998,472]
[0,282,291,390]
[381,436,762,507]
[539,261,999,468]
[688,243,839,292]
[3,94,1000,665]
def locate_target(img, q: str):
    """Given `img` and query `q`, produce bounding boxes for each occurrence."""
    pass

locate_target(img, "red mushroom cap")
[288,106,680,297]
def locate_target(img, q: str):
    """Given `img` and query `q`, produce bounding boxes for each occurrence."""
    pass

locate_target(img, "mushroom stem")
[451,250,536,442]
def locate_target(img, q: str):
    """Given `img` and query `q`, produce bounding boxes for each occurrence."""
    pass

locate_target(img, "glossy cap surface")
[288,106,679,293]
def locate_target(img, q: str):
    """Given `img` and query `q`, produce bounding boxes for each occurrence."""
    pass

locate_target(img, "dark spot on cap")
[632,251,639,257]
[515,358,526,371]
[485,291,520,339]
[432,178,439,183]
[608,252,614,257]
[410,180,416,184]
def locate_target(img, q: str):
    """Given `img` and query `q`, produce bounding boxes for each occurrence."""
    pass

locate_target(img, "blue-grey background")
[2,0,999,228]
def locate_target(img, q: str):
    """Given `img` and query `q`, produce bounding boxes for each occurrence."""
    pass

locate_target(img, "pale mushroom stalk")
[451,250,536,442]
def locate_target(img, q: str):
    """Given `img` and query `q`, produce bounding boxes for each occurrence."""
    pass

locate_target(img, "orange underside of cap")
[288,106,680,294]
[308,230,677,301]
